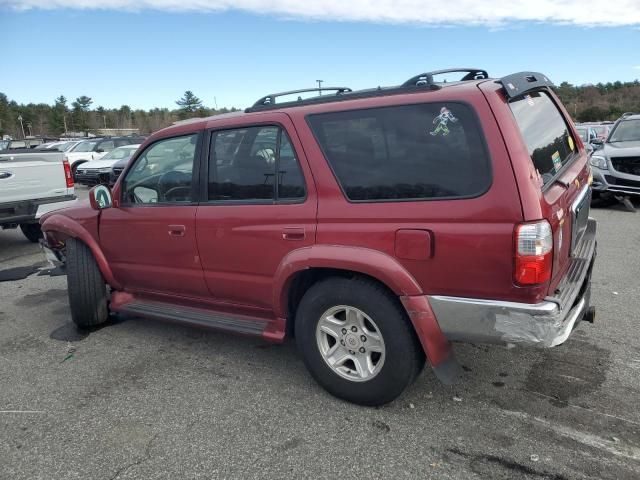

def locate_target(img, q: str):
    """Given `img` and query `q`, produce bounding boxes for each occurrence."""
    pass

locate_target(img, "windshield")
[575,127,588,142]
[101,146,138,160]
[609,119,640,143]
[71,141,98,152]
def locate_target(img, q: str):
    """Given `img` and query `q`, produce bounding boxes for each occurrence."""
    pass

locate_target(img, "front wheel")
[295,277,425,406]
[66,238,109,328]
[20,223,43,243]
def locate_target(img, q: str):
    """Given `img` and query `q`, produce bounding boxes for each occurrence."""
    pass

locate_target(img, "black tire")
[66,238,109,328]
[19,223,43,243]
[295,276,425,406]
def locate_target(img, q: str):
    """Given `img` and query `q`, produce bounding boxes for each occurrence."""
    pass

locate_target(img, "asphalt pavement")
[1,195,639,479]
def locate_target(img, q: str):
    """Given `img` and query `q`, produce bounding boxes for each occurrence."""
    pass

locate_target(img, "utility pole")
[316,79,324,95]
[103,115,107,129]
[17,115,25,139]
[26,122,32,137]
[63,115,68,136]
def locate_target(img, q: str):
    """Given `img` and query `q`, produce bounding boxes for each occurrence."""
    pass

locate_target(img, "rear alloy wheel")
[20,223,43,243]
[296,277,425,406]
[66,238,109,328]
[316,305,386,382]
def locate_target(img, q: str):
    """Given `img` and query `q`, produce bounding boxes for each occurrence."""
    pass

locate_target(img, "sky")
[1,1,639,111]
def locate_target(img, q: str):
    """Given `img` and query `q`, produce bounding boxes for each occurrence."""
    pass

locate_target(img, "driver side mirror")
[89,185,113,210]
[591,138,604,146]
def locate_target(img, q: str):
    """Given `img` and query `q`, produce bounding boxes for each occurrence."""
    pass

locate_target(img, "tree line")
[0,90,238,139]
[554,80,640,121]
[1,80,639,139]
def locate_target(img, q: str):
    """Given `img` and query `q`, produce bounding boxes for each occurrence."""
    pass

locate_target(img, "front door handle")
[282,227,305,241]
[168,224,186,237]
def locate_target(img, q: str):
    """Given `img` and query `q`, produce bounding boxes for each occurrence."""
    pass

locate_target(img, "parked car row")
[74,144,141,186]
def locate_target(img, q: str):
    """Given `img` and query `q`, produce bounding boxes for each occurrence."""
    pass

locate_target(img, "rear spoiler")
[498,72,555,99]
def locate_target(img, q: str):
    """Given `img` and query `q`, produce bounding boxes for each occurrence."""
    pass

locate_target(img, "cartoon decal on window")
[430,107,458,136]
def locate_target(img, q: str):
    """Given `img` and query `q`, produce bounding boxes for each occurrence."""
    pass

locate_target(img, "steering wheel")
[158,171,191,202]
[163,186,191,202]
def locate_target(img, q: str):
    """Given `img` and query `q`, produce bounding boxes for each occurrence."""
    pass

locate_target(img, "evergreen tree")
[176,91,203,119]
[71,96,93,131]
[49,95,68,135]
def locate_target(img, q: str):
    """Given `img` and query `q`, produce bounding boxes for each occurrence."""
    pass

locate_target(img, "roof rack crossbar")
[498,71,555,99]
[252,87,352,108]
[402,68,489,87]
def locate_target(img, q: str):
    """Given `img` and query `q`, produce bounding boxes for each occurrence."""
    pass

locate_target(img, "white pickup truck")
[0,149,77,242]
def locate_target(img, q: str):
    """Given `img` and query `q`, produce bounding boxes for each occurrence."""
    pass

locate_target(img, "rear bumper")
[0,195,77,225]
[428,218,597,347]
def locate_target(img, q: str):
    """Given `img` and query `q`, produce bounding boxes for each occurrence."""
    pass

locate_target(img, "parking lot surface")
[1,199,639,480]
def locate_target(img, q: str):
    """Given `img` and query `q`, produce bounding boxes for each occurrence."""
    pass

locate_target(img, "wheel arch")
[274,245,457,378]
[273,245,424,321]
[41,213,122,290]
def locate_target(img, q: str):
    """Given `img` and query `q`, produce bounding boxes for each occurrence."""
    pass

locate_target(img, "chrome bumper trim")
[429,218,596,348]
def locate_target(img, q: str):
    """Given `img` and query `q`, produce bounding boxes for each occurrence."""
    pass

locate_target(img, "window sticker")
[430,107,458,137]
[567,136,575,151]
[551,151,562,172]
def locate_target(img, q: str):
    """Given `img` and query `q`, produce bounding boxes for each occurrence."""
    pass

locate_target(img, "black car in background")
[109,152,135,186]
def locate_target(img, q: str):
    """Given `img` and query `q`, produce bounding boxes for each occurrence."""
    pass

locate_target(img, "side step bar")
[120,300,269,336]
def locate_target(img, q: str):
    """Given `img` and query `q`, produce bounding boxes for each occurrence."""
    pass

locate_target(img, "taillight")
[63,159,74,188]
[514,220,553,285]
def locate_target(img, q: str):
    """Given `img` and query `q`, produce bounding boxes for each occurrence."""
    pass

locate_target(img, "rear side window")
[307,103,491,201]
[208,126,306,202]
[509,91,576,185]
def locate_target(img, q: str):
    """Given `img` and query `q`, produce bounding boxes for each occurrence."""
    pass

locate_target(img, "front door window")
[122,134,198,204]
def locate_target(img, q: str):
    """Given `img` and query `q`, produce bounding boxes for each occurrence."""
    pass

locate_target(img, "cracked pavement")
[1,193,639,479]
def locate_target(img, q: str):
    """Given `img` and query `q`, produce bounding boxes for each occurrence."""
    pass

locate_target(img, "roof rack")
[251,87,352,108]
[498,71,554,99]
[245,67,490,113]
[401,68,489,87]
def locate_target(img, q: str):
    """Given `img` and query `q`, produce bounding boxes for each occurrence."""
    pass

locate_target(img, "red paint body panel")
[395,229,433,261]
[400,295,451,366]
[99,205,209,297]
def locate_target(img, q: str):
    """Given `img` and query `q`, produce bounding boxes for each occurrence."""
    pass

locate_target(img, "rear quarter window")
[509,91,576,185]
[307,102,491,202]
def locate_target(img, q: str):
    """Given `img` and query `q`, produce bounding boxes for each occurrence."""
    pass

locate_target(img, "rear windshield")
[509,91,576,185]
[307,102,491,202]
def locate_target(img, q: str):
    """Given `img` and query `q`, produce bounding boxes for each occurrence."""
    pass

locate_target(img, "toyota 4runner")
[41,69,597,406]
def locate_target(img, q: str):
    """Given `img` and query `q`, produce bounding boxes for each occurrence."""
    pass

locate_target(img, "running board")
[120,300,269,336]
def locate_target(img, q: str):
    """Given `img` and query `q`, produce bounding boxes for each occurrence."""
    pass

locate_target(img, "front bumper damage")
[40,239,66,269]
[429,218,597,348]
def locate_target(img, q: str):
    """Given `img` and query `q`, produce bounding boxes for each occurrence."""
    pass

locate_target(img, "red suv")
[41,69,597,406]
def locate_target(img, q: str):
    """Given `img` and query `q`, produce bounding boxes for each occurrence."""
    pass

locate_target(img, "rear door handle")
[168,224,186,237]
[282,227,305,241]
